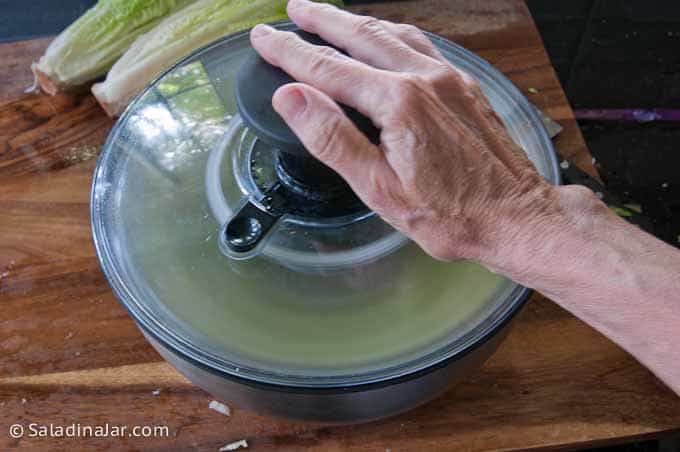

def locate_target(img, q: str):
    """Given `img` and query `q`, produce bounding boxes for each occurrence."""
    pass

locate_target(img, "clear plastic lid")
[92,23,560,387]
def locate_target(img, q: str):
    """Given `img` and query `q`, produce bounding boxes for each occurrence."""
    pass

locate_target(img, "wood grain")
[0,38,50,103]
[1,0,678,450]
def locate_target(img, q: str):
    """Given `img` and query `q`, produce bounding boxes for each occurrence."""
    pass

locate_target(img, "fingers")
[272,83,394,201]
[286,0,439,72]
[251,24,391,120]
[378,21,445,62]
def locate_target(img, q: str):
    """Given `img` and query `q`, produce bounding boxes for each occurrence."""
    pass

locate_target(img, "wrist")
[474,184,606,281]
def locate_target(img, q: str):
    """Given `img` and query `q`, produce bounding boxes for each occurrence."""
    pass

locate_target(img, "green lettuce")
[32,0,196,94]
[92,0,343,116]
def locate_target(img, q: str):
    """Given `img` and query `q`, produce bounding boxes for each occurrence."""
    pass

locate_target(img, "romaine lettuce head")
[92,0,343,116]
[33,0,196,94]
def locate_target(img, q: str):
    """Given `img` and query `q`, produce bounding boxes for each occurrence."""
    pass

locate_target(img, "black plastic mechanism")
[226,27,379,254]
[224,201,278,253]
[234,30,380,158]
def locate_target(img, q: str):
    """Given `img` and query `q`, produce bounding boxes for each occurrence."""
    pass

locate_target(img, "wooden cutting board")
[1,1,679,450]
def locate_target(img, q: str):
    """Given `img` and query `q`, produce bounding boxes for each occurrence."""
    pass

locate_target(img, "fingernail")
[275,87,307,119]
[251,24,274,39]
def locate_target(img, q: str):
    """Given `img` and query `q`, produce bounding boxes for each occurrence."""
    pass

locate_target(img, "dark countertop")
[529,0,680,248]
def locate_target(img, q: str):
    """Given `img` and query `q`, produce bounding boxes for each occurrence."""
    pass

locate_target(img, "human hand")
[250,0,573,264]
[251,0,680,397]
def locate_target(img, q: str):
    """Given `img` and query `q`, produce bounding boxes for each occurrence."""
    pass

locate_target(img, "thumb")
[272,83,389,199]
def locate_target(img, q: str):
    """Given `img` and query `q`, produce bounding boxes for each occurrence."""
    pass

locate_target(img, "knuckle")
[315,45,342,60]
[447,66,481,91]
[392,74,428,105]
[427,63,460,83]
[277,30,302,49]
[308,53,332,76]
[307,57,327,77]
[385,119,421,149]
[426,64,481,95]
[352,16,384,38]
[307,47,344,77]
[398,23,424,39]
[394,23,440,57]
[425,62,455,83]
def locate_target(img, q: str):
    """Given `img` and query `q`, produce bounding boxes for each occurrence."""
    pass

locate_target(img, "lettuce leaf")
[92,0,343,116]
[32,0,196,94]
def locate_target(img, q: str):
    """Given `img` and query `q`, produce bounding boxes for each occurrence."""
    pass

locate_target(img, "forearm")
[482,185,680,395]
